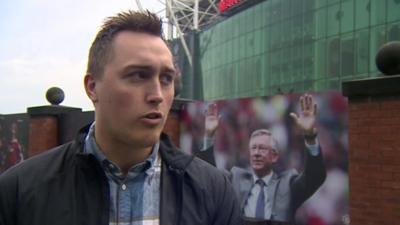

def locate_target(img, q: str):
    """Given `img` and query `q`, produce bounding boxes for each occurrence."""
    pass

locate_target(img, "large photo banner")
[180,92,348,225]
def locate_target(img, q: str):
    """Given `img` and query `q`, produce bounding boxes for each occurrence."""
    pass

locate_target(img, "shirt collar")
[252,171,274,186]
[84,122,160,176]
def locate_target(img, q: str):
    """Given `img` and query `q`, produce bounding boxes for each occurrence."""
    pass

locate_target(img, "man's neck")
[94,134,154,174]
[108,145,153,174]
[254,170,273,180]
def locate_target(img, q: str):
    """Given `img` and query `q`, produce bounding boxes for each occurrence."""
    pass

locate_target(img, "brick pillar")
[27,106,81,157]
[343,75,400,225]
[28,116,58,157]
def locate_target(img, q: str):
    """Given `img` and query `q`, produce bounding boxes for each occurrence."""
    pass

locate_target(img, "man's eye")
[160,74,174,85]
[126,71,149,80]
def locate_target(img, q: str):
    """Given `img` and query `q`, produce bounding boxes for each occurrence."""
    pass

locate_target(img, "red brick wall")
[348,100,400,225]
[28,116,58,157]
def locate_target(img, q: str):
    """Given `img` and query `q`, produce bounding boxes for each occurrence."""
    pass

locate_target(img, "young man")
[200,94,326,223]
[0,11,241,225]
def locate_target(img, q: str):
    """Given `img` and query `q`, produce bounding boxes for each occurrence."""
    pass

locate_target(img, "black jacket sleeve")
[0,168,19,225]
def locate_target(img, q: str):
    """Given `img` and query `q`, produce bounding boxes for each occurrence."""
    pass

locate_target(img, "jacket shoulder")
[0,141,76,188]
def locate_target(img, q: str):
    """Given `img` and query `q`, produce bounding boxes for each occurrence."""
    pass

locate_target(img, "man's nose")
[253,148,262,154]
[146,79,164,104]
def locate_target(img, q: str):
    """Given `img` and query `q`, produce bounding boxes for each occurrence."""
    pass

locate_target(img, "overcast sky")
[0,0,164,114]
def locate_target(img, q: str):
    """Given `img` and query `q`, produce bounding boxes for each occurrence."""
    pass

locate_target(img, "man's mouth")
[141,112,163,126]
[145,112,162,119]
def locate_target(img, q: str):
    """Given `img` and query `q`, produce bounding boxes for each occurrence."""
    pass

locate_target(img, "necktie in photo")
[255,179,265,219]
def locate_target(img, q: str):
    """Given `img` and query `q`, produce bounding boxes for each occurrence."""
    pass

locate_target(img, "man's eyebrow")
[121,65,152,72]
[121,65,177,74]
[163,66,177,75]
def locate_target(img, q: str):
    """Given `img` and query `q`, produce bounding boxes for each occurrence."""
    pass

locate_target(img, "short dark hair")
[87,10,164,78]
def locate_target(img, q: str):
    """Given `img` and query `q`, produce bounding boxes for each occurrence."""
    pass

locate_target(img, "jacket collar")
[73,124,194,172]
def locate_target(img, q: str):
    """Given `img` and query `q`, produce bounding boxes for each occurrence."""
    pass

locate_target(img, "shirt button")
[121,184,127,190]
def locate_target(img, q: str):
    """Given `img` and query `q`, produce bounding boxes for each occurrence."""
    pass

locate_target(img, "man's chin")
[135,131,162,147]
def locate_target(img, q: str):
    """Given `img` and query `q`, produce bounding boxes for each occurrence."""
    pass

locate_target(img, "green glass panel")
[315,79,326,91]
[369,25,386,73]
[315,39,327,79]
[254,29,262,55]
[238,60,246,93]
[226,41,232,64]
[304,0,316,11]
[239,13,247,35]
[263,26,271,51]
[244,58,251,91]
[270,23,282,50]
[291,0,303,16]
[221,22,227,41]
[304,79,313,91]
[262,53,270,88]
[387,22,400,42]
[327,36,340,77]
[255,5,263,29]
[388,0,400,22]
[225,20,232,41]
[327,4,340,36]
[281,0,292,19]
[314,0,327,9]
[281,48,290,82]
[270,49,281,85]
[281,19,291,46]
[293,45,303,80]
[214,25,220,44]
[303,42,315,80]
[304,12,315,41]
[232,17,240,38]
[239,35,246,59]
[328,78,340,89]
[246,32,255,57]
[355,30,369,74]
[370,0,386,26]
[270,0,282,24]
[292,15,304,43]
[340,33,355,77]
[249,7,256,32]
[316,7,327,39]
[263,0,272,26]
[327,0,340,4]
[355,0,369,29]
[255,56,262,89]
[259,2,268,28]
[340,0,354,33]
[233,37,239,61]
[214,45,220,66]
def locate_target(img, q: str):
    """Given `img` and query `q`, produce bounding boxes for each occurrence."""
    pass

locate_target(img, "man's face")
[85,31,176,149]
[249,134,279,177]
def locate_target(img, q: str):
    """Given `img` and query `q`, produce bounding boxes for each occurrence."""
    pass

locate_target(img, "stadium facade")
[174,0,400,100]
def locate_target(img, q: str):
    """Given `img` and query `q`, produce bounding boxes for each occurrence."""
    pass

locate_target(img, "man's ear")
[271,152,279,163]
[84,74,98,103]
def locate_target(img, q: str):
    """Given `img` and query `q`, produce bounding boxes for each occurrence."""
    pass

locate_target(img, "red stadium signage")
[219,0,243,13]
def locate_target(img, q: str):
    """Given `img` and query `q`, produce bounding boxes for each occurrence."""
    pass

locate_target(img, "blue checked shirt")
[84,123,161,225]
